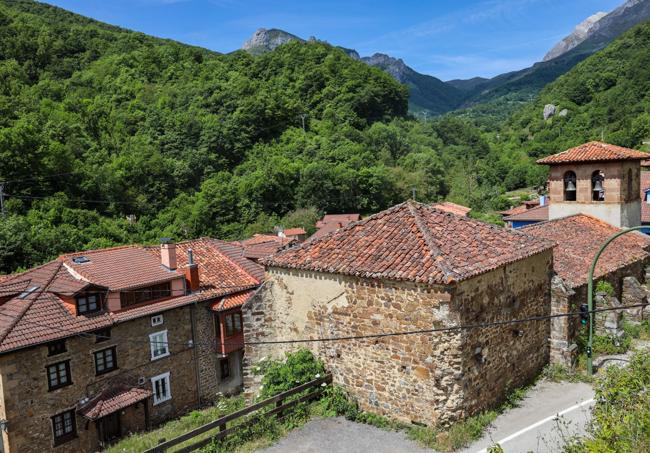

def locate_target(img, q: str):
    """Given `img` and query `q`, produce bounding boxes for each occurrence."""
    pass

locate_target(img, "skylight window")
[72,256,90,264]
[19,286,39,299]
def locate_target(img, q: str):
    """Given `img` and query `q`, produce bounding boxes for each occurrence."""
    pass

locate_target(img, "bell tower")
[537,142,647,228]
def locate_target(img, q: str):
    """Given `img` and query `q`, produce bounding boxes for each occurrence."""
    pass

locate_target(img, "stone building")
[537,141,648,227]
[522,214,650,364]
[243,201,554,425]
[0,238,262,453]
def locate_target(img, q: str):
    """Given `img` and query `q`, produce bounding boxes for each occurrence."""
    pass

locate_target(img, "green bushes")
[570,351,650,452]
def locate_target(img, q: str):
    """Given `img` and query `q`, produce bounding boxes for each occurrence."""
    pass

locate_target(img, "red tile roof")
[316,214,360,228]
[522,214,650,288]
[264,201,554,285]
[61,246,180,291]
[503,204,550,222]
[283,228,307,236]
[432,201,471,217]
[78,386,152,420]
[210,289,256,312]
[232,235,295,260]
[537,141,649,164]
[310,220,347,240]
[0,238,263,353]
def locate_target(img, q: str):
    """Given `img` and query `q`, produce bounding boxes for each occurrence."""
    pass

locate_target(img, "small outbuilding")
[243,201,554,425]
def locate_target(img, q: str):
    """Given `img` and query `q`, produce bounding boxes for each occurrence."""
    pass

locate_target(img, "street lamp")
[586,225,648,374]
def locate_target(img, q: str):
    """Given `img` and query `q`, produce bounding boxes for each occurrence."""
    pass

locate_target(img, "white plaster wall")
[549,201,640,227]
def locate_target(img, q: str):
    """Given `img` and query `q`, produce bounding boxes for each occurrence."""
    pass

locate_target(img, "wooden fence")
[144,373,333,453]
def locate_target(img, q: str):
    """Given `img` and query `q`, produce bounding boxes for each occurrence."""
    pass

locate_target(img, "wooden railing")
[144,374,332,453]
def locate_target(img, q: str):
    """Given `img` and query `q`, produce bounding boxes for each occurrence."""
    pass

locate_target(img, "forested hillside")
[0,0,514,274]
[501,18,650,156]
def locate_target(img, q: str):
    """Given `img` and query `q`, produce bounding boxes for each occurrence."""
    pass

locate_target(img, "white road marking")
[475,398,595,453]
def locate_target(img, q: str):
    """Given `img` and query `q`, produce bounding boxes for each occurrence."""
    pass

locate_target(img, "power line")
[0,285,258,296]
[0,302,645,350]
[4,193,135,206]
[0,172,77,185]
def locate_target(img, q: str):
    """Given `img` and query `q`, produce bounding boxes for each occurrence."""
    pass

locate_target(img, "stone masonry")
[243,250,553,426]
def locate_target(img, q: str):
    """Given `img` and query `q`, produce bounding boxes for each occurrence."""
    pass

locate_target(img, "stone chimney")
[184,248,200,292]
[160,238,177,270]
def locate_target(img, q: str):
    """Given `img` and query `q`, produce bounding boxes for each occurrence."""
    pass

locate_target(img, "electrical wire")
[0,302,645,349]
[4,193,136,206]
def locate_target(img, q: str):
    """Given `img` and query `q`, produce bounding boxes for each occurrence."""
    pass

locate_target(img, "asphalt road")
[255,381,594,453]
[460,381,594,453]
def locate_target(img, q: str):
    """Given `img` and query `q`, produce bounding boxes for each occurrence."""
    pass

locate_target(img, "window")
[94,347,117,375]
[224,312,242,337]
[149,330,170,360]
[95,327,111,343]
[151,372,171,405]
[51,409,76,445]
[47,339,66,356]
[76,293,101,315]
[592,170,605,201]
[563,171,577,201]
[47,361,71,391]
[151,314,164,327]
[120,282,171,308]
[219,357,230,380]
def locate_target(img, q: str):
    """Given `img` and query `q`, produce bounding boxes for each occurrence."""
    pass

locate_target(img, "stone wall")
[243,270,464,425]
[455,251,553,416]
[243,249,553,426]
[550,258,650,366]
[0,305,202,453]
[193,303,220,402]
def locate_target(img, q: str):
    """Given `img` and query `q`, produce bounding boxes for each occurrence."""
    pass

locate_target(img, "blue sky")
[45,0,623,80]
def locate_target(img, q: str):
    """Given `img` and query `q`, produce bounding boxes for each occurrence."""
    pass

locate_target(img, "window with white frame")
[149,330,169,360]
[151,372,171,405]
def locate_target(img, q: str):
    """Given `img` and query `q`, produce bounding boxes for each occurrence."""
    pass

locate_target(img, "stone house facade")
[243,201,554,425]
[0,238,262,453]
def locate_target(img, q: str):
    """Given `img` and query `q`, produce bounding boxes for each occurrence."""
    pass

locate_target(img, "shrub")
[255,349,326,399]
[575,351,650,452]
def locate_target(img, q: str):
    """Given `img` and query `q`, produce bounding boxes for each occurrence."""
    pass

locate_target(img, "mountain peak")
[361,53,409,82]
[543,11,608,61]
[242,28,303,54]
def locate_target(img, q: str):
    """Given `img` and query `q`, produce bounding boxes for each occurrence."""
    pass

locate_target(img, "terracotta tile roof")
[499,204,529,216]
[0,262,114,353]
[283,228,306,236]
[264,201,554,285]
[210,289,256,312]
[60,246,181,291]
[522,214,650,288]
[503,204,550,222]
[0,238,263,353]
[432,201,471,217]
[537,141,649,164]
[316,214,360,228]
[232,235,295,260]
[78,386,152,420]
[641,160,650,167]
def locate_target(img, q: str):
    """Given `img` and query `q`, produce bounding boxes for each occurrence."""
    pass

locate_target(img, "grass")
[105,398,248,453]
[540,363,593,384]
[623,319,650,341]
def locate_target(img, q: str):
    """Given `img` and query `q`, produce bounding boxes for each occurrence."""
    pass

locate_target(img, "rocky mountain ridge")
[543,12,607,61]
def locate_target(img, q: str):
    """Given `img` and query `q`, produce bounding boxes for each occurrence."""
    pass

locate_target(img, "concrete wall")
[0,305,202,453]
[454,251,553,416]
[547,161,641,227]
[244,250,553,425]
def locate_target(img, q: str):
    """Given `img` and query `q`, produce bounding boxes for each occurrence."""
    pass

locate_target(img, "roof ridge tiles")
[0,261,63,345]
[406,201,459,284]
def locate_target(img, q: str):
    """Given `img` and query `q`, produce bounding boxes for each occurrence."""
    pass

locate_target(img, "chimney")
[160,238,177,270]
[184,248,200,292]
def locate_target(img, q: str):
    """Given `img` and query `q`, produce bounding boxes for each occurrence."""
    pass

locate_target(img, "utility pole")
[0,184,5,217]
[299,114,307,131]
[411,187,416,201]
